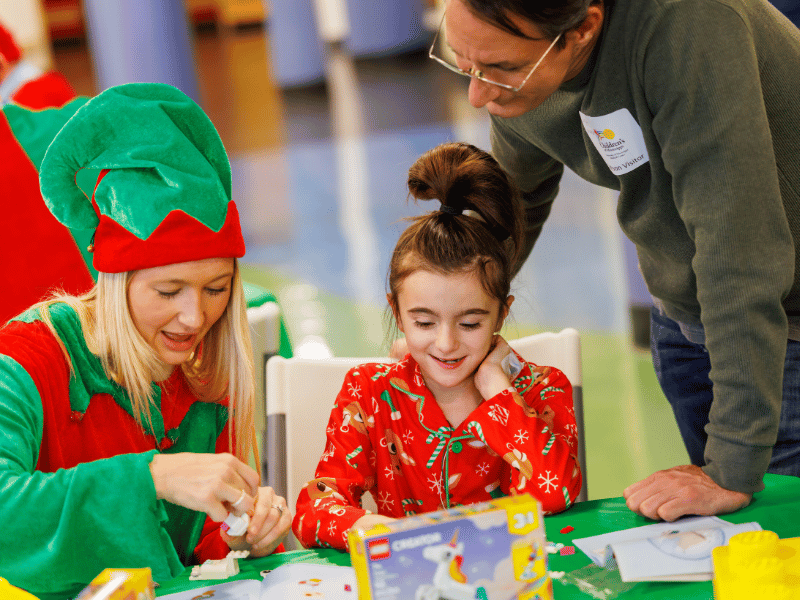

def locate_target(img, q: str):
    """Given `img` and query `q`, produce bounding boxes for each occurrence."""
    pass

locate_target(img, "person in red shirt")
[293,143,581,550]
[0,21,75,109]
[0,21,90,326]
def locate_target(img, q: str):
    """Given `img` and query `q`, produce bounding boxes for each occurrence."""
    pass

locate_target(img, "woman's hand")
[222,486,291,557]
[474,335,513,400]
[149,452,260,522]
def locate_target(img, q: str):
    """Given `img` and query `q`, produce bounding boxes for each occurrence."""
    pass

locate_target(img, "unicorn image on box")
[415,530,487,600]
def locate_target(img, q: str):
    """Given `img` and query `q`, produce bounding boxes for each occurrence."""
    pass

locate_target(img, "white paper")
[259,563,357,598]
[572,516,761,582]
[157,578,261,600]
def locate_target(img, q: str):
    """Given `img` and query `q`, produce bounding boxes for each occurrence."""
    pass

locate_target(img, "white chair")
[265,328,586,547]
[265,355,388,549]
[509,328,587,503]
[246,301,283,480]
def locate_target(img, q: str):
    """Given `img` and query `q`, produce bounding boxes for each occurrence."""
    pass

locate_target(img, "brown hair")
[463,0,602,48]
[388,142,524,316]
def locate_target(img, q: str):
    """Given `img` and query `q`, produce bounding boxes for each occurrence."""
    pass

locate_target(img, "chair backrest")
[266,355,388,548]
[246,301,282,480]
[509,328,587,502]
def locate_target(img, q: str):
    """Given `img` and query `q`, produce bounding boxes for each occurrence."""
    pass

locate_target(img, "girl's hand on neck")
[474,335,513,400]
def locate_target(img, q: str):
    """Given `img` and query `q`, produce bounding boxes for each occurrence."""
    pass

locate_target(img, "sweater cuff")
[702,436,771,494]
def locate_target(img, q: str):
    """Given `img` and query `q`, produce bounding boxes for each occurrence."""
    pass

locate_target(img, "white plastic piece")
[221,511,250,537]
[189,550,250,580]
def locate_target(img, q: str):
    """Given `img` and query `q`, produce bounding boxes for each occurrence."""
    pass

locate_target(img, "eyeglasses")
[428,12,562,92]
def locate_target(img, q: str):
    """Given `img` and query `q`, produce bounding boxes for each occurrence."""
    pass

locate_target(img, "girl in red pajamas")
[293,142,581,550]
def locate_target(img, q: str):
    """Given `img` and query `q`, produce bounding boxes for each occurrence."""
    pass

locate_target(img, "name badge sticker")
[580,108,649,175]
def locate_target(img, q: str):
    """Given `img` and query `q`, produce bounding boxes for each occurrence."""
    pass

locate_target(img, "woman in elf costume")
[0,83,290,599]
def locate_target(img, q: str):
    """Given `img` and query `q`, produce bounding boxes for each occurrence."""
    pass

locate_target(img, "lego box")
[74,568,155,600]
[348,494,552,600]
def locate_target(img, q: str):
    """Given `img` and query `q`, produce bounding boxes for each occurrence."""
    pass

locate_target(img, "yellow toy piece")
[712,530,800,600]
[0,577,40,600]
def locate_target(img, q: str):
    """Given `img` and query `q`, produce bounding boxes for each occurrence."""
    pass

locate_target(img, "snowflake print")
[327,424,335,435]
[327,522,337,537]
[427,473,443,495]
[537,470,558,493]
[384,466,395,480]
[476,462,490,477]
[565,423,578,438]
[403,430,414,445]
[513,429,530,444]
[414,372,425,388]
[348,381,362,399]
[378,491,394,511]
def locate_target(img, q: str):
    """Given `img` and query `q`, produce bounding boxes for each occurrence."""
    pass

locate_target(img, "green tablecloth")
[156,473,800,598]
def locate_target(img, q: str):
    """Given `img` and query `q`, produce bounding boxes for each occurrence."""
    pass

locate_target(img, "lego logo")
[368,538,391,560]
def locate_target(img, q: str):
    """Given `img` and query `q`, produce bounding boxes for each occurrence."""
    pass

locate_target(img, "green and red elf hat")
[39,82,245,274]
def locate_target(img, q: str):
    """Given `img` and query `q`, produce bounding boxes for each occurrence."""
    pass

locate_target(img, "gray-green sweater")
[491,0,800,494]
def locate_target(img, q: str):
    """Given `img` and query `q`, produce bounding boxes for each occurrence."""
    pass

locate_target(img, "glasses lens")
[429,19,524,90]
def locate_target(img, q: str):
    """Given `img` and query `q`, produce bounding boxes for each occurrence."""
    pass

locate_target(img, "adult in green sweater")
[429,0,800,520]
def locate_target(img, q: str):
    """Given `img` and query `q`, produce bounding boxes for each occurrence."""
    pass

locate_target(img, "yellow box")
[74,568,155,600]
[348,494,552,600]
[712,530,800,600]
[0,577,40,600]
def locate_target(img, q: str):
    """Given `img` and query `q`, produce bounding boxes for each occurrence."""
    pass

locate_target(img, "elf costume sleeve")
[293,367,377,550]
[462,363,582,514]
[0,355,182,597]
[0,307,231,599]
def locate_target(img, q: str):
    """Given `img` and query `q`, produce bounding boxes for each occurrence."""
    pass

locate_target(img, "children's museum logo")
[593,128,615,140]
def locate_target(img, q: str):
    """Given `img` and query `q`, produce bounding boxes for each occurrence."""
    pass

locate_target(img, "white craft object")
[190,550,250,580]
[222,511,250,537]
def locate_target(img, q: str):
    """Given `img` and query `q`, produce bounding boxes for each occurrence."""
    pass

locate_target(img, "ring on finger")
[231,489,247,508]
[272,503,285,515]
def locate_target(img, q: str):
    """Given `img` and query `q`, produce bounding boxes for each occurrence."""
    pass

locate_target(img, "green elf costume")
[0,83,247,599]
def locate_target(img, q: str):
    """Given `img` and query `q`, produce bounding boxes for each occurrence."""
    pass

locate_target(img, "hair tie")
[440,204,463,215]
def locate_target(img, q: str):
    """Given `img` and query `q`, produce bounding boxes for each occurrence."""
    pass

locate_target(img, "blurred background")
[8,0,795,502]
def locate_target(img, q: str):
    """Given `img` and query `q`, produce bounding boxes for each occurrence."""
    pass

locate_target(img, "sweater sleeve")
[639,2,794,493]
[292,368,376,551]
[0,355,184,598]
[462,364,581,513]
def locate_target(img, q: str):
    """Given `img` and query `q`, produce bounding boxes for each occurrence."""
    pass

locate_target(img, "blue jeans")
[650,306,800,476]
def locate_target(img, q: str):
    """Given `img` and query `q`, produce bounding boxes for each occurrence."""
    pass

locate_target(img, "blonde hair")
[36,259,257,464]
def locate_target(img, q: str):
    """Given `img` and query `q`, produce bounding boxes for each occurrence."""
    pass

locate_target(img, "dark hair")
[388,142,525,316]
[463,0,600,45]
